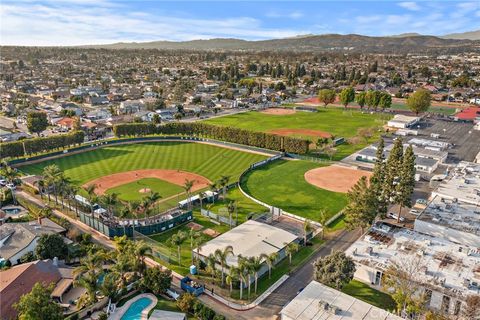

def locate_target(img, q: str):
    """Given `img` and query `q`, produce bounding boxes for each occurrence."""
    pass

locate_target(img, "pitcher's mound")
[139,188,151,193]
[261,108,296,115]
[305,165,372,193]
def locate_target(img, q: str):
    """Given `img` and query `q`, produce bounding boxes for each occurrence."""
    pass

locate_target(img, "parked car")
[416,199,428,205]
[0,179,6,186]
[6,183,16,190]
[387,212,405,222]
[409,209,421,215]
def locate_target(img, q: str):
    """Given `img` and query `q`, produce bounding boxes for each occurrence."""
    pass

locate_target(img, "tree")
[284,242,299,265]
[140,267,172,295]
[407,89,431,115]
[225,266,237,294]
[27,111,48,136]
[152,113,161,124]
[383,255,427,315]
[215,246,234,287]
[396,145,415,222]
[177,293,195,313]
[339,87,355,109]
[218,175,231,199]
[206,254,217,281]
[237,257,248,300]
[318,89,336,108]
[168,231,187,265]
[365,90,381,111]
[378,92,392,111]
[314,251,355,290]
[227,200,236,228]
[323,146,337,160]
[100,192,118,218]
[302,220,312,246]
[14,283,63,320]
[463,295,480,319]
[355,91,367,109]
[35,233,68,260]
[318,209,329,239]
[249,256,263,294]
[183,179,194,209]
[344,176,376,232]
[369,138,388,218]
[384,138,404,206]
[261,252,278,279]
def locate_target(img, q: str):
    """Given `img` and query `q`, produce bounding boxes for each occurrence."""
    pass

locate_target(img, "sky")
[1,0,479,46]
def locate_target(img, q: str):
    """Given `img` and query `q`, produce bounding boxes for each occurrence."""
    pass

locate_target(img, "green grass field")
[105,178,184,202]
[342,280,397,311]
[204,108,388,160]
[241,160,347,221]
[205,108,388,138]
[21,141,266,186]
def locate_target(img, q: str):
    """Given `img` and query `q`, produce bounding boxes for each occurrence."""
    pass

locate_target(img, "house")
[0,259,82,319]
[387,115,421,129]
[120,100,144,114]
[280,280,402,320]
[0,217,66,266]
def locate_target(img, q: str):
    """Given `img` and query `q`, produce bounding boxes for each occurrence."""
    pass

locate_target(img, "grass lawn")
[326,214,346,232]
[20,141,266,186]
[205,187,268,224]
[342,280,397,311]
[241,160,347,221]
[106,178,184,202]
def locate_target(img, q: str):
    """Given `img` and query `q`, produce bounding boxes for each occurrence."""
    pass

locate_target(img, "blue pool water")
[120,297,153,320]
[97,273,105,285]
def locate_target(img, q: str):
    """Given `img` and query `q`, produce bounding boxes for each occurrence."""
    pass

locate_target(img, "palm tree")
[58,175,72,209]
[261,252,278,279]
[188,229,200,265]
[84,184,100,229]
[67,184,79,217]
[249,256,263,294]
[183,179,194,209]
[214,246,234,287]
[101,192,118,218]
[133,240,152,276]
[118,207,130,236]
[227,201,236,229]
[34,179,46,200]
[318,209,329,240]
[42,164,62,204]
[237,255,248,300]
[128,201,140,236]
[302,220,312,246]
[191,235,204,269]
[145,191,161,216]
[198,191,206,211]
[168,230,187,265]
[208,182,218,204]
[285,242,299,265]
[206,253,217,282]
[219,175,230,199]
[73,252,104,307]
[0,162,20,185]
[226,266,237,295]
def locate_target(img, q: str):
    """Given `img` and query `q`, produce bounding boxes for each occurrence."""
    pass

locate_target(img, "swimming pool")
[120,297,154,320]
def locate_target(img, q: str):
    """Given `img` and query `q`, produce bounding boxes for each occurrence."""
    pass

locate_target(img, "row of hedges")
[0,131,84,158]
[113,122,309,154]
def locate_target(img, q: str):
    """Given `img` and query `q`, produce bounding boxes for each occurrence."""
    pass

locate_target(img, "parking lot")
[414,118,480,163]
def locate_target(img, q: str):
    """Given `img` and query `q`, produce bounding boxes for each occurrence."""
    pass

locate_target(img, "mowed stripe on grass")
[241,160,347,221]
[21,141,267,186]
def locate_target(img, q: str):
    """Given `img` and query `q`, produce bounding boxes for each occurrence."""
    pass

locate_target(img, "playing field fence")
[133,230,176,264]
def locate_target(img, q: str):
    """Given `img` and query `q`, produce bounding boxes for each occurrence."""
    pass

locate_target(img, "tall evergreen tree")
[384,138,404,205]
[396,145,416,222]
[370,138,388,218]
[344,176,376,232]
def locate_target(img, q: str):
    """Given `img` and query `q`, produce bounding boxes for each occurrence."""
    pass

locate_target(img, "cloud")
[398,2,421,11]
[0,1,309,45]
[266,10,304,19]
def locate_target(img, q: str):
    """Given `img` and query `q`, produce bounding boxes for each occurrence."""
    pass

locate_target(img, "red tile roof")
[455,107,480,120]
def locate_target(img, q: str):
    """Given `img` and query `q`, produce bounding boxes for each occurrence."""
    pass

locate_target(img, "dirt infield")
[139,188,152,193]
[304,165,372,193]
[83,169,211,195]
[260,108,296,115]
[187,222,203,231]
[269,128,332,138]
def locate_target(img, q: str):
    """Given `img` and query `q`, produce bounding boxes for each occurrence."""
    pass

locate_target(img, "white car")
[387,212,405,222]
[409,209,421,215]
[6,183,16,190]
[0,179,6,186]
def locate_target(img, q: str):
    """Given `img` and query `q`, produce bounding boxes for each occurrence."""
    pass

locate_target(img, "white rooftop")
[345,225,480,300]
[418,195,480,237]
[433,161,480,205]
[388,114,420,124]
[280,280,402,320]
[197,220,297,267]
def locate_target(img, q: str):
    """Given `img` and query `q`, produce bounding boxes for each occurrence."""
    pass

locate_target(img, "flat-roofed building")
[387,115,421,129]
[280,280,402,320]
[432,161,480,205]
[415,195,480,247]
[194,220,298,283]
[345,223,480,316]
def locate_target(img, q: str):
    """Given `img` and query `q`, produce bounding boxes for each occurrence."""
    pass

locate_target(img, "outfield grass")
[241,160,347,221]
[105,178,184,202]
[21,141,266,186]
[342,280,397,311]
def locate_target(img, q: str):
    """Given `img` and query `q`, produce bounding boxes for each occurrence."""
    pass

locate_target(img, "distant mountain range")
[82,31,480,53]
